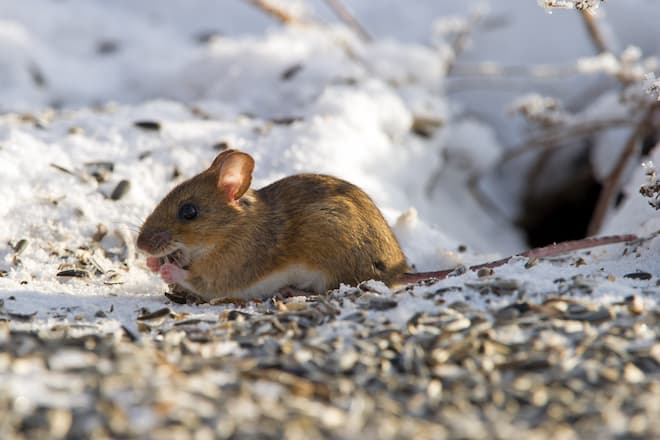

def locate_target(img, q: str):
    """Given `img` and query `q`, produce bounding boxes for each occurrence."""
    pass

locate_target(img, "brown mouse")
[137,149,638,302]
[137,149,410,301]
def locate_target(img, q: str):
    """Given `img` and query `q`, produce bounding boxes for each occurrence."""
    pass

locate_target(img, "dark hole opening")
[517,147,602,248]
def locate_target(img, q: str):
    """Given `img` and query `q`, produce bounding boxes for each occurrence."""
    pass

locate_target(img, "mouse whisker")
[109,220,140,231]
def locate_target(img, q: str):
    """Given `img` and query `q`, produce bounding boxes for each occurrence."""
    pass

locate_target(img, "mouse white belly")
[227,264,329,299]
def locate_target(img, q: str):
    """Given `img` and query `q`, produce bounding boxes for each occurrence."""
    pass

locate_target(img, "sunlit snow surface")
[0,0,658,342]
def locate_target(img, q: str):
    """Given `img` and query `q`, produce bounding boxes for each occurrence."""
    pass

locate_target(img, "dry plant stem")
[467,116,636,212]
[445,11,484,75]
[243,0,300,24]
[466,174,512,222]
[323,0,371,41]
[516,234,637,259]
[579,9,609,53]
[402,234,637,283]
[245,0,373,77]
[526,149,554,195]
[501,117,634,163]
[449,62,578,78]
[446,77,582,95]
[587,103,660,235]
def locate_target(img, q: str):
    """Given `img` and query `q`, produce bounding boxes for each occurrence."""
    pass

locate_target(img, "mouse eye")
[178,203,199,221]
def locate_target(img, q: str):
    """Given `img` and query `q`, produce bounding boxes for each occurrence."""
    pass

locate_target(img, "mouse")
[137,149,410,302]
[137,149,638,302]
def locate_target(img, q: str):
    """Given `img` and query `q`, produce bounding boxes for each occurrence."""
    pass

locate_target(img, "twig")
[242,0,374,82]
[242,0,301,24]
[518,234,637,259]
[466,173,513,222]
[470,234,638,270]
[401,233,637,283]
[445,9,485,75]
[525,149,554,195]
[587,103,660,235]
[462,117,637,222]
[579,9,609,53]
[449,62,578,78]
[323,0,371,41]
[500,117,635,163]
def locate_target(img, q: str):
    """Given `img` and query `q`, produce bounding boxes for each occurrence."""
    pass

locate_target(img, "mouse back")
[256,173,409,287]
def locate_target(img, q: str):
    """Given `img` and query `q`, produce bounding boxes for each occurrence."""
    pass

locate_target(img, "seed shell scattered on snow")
[13,239,29,255]
[133,120,161,130]
[0,286,657,438]
[56,269,89,278]
[110,179,131,200]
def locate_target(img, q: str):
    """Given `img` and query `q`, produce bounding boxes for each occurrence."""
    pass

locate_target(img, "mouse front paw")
[146,256,161,272]
[159,263,189,284]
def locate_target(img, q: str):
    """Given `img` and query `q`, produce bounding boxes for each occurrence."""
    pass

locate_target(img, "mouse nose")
[137,230,171,253]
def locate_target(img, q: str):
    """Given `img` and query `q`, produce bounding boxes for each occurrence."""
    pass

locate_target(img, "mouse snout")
[136,230,172,254]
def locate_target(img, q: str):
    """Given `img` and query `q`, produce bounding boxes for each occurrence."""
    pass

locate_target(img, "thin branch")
[500,116,634,163]
[466,173,513,222]
[525,149,554,195]
[402,233,638,283]
[464,116,652,218]
[579,9,609,54]
[243,0,302,24]
[444,9,485,75]
[449,62,578,78]
[473,234,638,269]
[242,0,374,78]
[323,0,371,41]
[587,103,660,235]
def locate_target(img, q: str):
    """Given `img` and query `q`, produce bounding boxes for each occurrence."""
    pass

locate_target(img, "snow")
[0,0,658,340]
[603,150,660,237]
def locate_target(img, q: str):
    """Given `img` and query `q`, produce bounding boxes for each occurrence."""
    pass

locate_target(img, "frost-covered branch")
[242,0,306,24]
[510,94,569,127]
[323,0,371,41]
[540,1,610,56]
[432,6,487,74]
[579,7,608,53]
[449,62,577,79]
[646,73,660,101]
[500,116,634,162]
[639,161,660,210]
[588,102,660,234]
[537,0,605,14]
[449,47,656,84]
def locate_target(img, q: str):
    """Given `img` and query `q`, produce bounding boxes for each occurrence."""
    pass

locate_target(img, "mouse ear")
[208,149,237,170]
[217,152,255,203]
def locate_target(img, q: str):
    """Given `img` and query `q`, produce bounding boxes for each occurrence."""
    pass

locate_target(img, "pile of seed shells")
[0,281,658,439]
[7,156,140,288]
